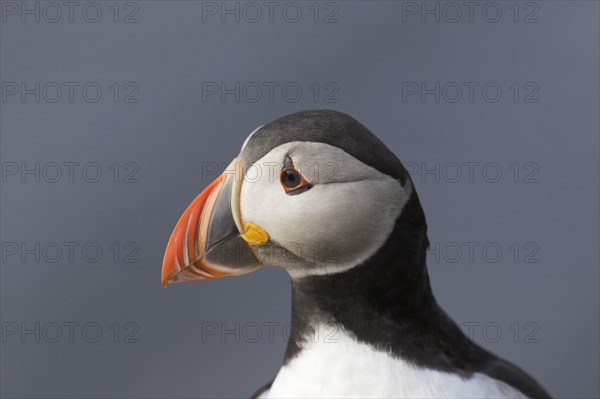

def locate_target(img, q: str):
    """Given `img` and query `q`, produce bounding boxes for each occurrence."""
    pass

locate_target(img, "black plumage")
[247,110,550,399]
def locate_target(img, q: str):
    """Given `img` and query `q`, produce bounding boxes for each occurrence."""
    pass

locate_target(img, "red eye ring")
[280,159,312,195]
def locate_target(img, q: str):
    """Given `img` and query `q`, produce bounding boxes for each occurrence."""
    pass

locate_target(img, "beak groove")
[162,175,221,286]
[161,158,263,287]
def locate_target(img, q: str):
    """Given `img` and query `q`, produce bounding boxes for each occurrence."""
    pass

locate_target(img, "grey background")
[1,1,598,398]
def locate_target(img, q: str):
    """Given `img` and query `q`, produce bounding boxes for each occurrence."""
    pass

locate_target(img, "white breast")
[266,327,527,398]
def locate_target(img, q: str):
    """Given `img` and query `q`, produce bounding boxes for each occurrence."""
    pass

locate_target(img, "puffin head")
[162,110,425,286]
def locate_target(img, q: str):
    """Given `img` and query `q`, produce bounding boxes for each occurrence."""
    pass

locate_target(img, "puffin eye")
[282,169,301,188]
[280,156,312,195]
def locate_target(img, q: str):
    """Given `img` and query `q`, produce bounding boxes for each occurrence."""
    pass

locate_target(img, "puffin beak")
[161,158,268,287]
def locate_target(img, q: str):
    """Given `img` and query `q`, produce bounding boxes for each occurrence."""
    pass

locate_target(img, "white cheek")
[281,179,408,270]
[240,143,411,276]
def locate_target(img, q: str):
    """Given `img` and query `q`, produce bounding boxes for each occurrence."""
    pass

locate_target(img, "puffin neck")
[278,188,551,399]
[282,190,450,365]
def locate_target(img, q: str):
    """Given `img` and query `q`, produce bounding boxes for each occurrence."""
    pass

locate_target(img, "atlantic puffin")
[162,110,551,398]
